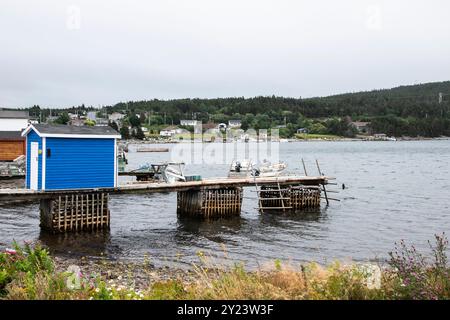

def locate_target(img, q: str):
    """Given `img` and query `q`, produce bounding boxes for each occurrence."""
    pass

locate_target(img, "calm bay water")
[1,140,449,268]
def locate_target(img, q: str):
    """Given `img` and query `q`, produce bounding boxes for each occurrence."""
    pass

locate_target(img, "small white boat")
[256,160,287,177]
[228,159,287,177]
[162,163,186,183]
[229,159,255,173]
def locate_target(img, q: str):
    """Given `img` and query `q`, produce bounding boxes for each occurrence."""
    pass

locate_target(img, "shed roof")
[0,110,29,119]
[0,131,25,140]
[22,124,121,139]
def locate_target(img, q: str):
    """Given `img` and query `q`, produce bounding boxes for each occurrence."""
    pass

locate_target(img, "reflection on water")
[38,230,113,259]
[1,140,450,268]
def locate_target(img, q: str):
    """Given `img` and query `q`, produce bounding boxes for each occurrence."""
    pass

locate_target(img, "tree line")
[18,80,450,138]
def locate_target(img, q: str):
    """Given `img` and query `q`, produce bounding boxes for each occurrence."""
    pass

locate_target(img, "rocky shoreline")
[53,256,198,291]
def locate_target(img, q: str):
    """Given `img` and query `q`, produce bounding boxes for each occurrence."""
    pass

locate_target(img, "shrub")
[0,241,54,296]
[388,233,450,299]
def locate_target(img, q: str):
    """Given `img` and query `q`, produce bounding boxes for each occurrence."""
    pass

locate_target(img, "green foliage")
[0,242,53,296]
[119,126,130,139]
[147,280,187,300]
[54,112,70,125]
[308,263,383,300]
[149,115,164,126]
[84,119,96,126]
[15,81,450,138]
[108,121,119,131]
[132,127,145,140]
[128,114,140,127]
[309,122,327,134]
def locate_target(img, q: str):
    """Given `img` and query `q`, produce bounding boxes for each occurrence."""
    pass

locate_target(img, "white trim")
[29,142,39,190]
[40,133,121,139]
[22,124,121,139]
[21,124,32,137]
[42,137,46,190]
[114,138,118,187]
[25,135,28,188]
[21,124,36,136]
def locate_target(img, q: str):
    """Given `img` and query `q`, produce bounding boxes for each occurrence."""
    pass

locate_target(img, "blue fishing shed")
[22,124,121,191]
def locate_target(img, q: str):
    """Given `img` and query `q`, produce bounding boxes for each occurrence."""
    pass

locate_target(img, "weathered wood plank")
[0,175,331,202]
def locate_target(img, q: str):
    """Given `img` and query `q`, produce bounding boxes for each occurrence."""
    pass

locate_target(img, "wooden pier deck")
[0,175,331,202]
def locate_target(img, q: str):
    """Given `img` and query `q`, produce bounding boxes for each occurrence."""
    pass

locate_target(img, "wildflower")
[95,288,100,293]
[5,248,17,255]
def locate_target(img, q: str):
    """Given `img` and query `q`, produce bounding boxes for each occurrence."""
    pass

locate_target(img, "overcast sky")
[1,0,449,108]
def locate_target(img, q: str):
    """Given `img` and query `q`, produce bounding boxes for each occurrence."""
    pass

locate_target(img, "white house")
[160,126,189,137]
[351,121,371,134]
[180,119,199,126]
[108,112,125,122]
[228,120,241,128]
[0,110,29,131]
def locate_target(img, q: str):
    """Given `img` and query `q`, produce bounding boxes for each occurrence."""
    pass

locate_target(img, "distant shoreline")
[123,136,450,144]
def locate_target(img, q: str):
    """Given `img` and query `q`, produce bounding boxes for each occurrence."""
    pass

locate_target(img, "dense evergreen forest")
[25,81,450,137]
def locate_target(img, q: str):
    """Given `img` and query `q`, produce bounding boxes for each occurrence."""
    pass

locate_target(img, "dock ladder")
[254,174,292,213]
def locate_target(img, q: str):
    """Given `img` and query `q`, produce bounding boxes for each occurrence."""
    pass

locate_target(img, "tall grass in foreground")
[0,234,449,300]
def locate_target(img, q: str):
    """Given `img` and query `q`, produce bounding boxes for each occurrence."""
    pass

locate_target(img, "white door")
[30,142,39,190]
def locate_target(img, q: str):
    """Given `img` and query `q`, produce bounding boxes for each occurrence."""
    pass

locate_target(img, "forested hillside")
[25,81,450,137]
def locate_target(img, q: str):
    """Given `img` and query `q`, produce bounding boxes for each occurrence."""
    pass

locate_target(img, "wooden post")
[302,158,308,176]
[315,159,329,206]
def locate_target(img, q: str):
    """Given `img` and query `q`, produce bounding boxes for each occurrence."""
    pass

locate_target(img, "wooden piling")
[40,192,110,233]
[177,186,243,218]
[257,184,321,213]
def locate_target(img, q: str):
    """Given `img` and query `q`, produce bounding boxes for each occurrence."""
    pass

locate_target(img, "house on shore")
[108,112,125,125]
[160,126,189,137]
[180,120,199,126]
[351,121,371,134]
[228,120,241,128]
[0,110,29,131]
[297,128,309,134]
[0,131,26,161]
[0,110,29,161]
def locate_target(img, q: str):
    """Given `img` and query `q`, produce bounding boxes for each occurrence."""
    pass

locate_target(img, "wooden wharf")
[0,175,333,233]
